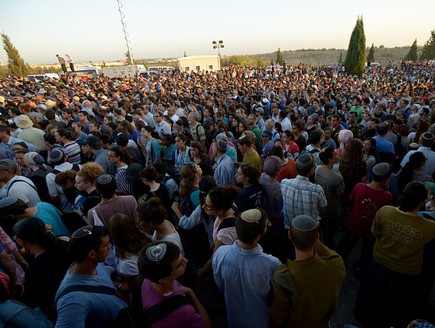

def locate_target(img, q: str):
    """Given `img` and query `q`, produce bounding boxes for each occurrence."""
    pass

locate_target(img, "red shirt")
[346,183,392,237]
[277,158,297,183]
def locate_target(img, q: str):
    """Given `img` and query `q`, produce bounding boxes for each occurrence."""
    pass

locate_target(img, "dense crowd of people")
[0,61,434,327]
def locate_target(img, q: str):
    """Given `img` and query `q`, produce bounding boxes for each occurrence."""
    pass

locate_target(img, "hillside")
[248,46,411,66]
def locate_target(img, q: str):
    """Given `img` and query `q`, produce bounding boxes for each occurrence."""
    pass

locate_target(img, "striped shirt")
[63,141,81,164]
[281,175,327,229]
[115,166,133,195]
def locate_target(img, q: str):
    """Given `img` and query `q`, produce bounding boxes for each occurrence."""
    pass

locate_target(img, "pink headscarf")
[336,129,354,157]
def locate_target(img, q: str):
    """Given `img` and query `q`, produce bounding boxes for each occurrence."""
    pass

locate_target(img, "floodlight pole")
[116,0,136,75]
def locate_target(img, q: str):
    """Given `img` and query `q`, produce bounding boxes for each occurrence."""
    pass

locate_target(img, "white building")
[177,55,220,72]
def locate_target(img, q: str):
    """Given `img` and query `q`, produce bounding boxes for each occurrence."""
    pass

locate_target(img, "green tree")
[222,55,254,66]
[367,43,375,63]
[344,17,366,77]
[1,33,29,77]
[405,39,418,61]
[276,48,283,65]
[125,50,133,64]
[420,30,435,60]
[255,58,266,67]
[270,57,274,66]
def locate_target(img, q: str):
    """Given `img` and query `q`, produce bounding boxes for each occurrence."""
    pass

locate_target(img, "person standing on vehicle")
[56,54,67,74]
[66,54,75,72]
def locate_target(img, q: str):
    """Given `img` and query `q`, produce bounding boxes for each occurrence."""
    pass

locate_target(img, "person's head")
[175,134,187,150]
[295,153,315,177]
[263,155,282,177]
[318,146,337,165]
[13,217,61,253]
[140,165,158,184]
[77,111,89,123]
[75,162,104,192]
[49,148,67,166]
[330,114,341,128]
[108,213,150,259]
[190,141,206,159]
[237,135,253,152]
[13,149,27,167]
[56,127,76,142]
[235,163,260,185]
[108,146,129,164]
[153,111,164,123]
[95,174,117,198]
[0,159,18,182]
[236,208,269,245]
[397,181,429,212]
[371,162,391,183]
[282,130,295,144]
[309,129,323,146]
[69,225,111,263]
[363,137,377,156]
[23,152,45,170]
[420,132,434,147]
[338,129,353,146]
[292,121,304,134]
[203,186,239,216]
[289,215,319,251]
[137,197,168,230]
[138,241,187,283]
[216,139,228,155]
[179,163,202,197]
[376,122,389,136]
[347,112,356,123]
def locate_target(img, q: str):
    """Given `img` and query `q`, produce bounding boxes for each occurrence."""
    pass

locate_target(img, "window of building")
[208,65,213,69]
[195,66,200,71]
[185,67,190,71]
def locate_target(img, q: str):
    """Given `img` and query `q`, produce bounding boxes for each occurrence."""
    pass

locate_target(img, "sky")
[0,0,434,65]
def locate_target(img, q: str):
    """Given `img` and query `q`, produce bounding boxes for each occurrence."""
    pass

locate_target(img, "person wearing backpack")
[188,112,206,148]
[137,241,210,328]
[0,159,40,207]
[45,149,81,213]
[55,225,127,328]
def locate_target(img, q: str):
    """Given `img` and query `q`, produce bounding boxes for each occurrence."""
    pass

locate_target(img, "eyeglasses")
[72,225,93,238]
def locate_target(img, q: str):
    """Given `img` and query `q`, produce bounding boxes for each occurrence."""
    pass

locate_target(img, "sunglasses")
[72,225,93,239]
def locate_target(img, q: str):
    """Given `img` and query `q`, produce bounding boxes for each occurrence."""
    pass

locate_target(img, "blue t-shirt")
[373,136,395,155]
[55,263,127,328]
[35,202,71,237]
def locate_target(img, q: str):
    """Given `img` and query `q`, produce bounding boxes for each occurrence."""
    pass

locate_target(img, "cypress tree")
[367,43,375,63]
[1,33,29,77]
[420,31,435,60]
[405,39,418,61]
[344,17,366,77]
[276,48,283,65]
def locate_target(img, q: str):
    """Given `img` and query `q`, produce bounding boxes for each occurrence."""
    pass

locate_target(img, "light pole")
[212,40,224,58]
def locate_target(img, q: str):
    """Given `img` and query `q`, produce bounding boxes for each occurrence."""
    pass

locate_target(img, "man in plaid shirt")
[281,154,327,229]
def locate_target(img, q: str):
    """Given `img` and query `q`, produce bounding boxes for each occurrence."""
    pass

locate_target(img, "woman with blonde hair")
[74,162,104,218]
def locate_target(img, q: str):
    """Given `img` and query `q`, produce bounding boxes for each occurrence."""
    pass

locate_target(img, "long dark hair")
[398,152,426,192]
[13,217,68,256]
